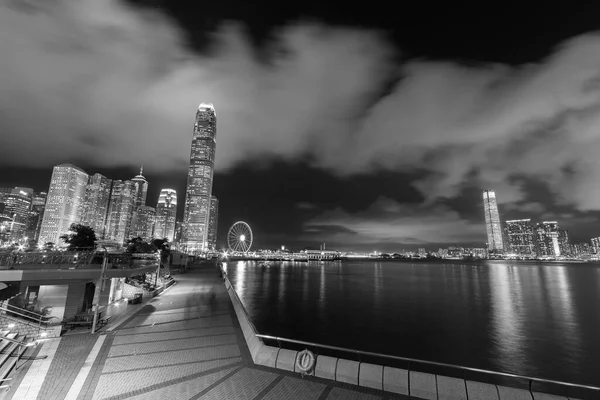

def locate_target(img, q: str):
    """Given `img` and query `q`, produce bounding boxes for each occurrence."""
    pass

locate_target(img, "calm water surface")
[224,260,600,386]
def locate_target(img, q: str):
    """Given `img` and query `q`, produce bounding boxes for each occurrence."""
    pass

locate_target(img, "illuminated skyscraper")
[131,206,156,240]
[105,180,137,244]
[131,166,148,208]
[482,190,504,252]
[154,189,177,242]
[505,219,535,256]
[182,103,217,253]
[81,173,112,238]
[207,196,219,250]
[38,164,88,247]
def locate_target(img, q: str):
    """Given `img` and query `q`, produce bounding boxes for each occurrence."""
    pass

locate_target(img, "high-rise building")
[81,173,112,238]
[182,103,217,253]
[105,180,137,245]
[505,219,535,256]
[4,188,33,242]
[131,166,148,208]
[154,189,177,242]
[207,196,219,250]
[591,237,600,254]
[535,221,562,257]
[38,164,89,247]
[25,191,47,245]
[130,206,156,240]
[482,190,504,252]
[558,229,570,257]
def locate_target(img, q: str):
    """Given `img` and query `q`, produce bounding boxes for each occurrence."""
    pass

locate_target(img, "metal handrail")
[0,304,61,327]
[221,266,599,394]
[255,334,599,392]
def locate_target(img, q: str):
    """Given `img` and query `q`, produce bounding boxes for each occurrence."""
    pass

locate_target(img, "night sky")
[2,1,600,251]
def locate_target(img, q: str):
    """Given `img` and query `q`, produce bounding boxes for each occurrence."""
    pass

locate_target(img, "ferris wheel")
[227,221,253,253]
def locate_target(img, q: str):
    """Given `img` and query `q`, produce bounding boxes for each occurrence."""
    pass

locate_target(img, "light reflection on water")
[226,260,600,386]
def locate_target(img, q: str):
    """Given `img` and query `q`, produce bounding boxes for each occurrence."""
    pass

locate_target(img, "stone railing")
[222,272,598,400]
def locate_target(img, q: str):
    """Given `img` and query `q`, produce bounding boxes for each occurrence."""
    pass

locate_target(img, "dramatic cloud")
[304,197,484,250]
[3,0,600,212]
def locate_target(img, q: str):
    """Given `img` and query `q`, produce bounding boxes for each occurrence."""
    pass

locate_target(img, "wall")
[64,282,87,319]
[224,278,577,400]
[121,283,144,299]
[36,285,68,320]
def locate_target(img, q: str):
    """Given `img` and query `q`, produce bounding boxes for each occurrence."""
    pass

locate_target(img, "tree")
[151,238,171,266]
[126,236,155,254]
[60,224,97,250]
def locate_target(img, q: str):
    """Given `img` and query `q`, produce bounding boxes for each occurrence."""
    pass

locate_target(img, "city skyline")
[3,2,600,251]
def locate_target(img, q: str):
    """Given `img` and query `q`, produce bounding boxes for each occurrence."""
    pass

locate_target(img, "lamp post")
[91,247,108,334]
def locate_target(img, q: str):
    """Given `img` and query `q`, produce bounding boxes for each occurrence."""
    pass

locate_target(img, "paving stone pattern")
[10,264,414,400]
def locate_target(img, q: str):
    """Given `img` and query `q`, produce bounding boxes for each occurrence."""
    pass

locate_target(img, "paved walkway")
[5,265,411,400]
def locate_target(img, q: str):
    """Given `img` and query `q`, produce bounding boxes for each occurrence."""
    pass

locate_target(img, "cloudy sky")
[2,0,600,251]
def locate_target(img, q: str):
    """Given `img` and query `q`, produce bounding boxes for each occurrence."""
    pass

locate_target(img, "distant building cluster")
[482,190,597,260]
[1,104,221,251]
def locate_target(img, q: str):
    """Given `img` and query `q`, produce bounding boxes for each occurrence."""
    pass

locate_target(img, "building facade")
[207,196,219,250]
[154,189,177,242]
[25,191,47,246]
[81,173,112,238]
[182,103,217,253]
[130,206,156,240]
[105,180,137,245]
[131,166,148,208]
[535,221,562,257]
[38,164,89,247]
[505,219,535,256]
[591,237,600,254]
[3,188,33,243]
[482,190,504,252]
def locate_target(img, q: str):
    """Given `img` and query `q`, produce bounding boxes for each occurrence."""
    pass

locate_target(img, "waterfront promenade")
[3,264,409,400]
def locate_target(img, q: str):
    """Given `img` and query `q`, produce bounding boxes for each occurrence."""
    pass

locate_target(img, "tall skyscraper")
[505,219,535,256]
[482,190,504,252]
[38,164,88,246]
[154,188,177,242]
[105,180,137,245]
[182,103,217,253]
[131,206,156,240]
[131,166,148,208]
[207,195,219,250]
[81,173,112,238]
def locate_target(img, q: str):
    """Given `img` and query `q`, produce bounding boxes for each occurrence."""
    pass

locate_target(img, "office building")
[505,219,535,256]
[105,180,137,245]
[182,103,217,253]
[131,206,156,240]
[25,191,47,245]
[207,196,219,250]
[591,237,600,254]
[535,221,563,257]
[154,189,177,242]
[131,166,148,208]
[81,173,112,238]
[483,190,504,252]
[2,188,33,243]
[38,164,89,247]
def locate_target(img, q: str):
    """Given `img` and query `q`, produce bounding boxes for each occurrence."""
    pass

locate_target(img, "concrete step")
[0,336,33,384]
[0,336,21,371]
[0,333,18,355]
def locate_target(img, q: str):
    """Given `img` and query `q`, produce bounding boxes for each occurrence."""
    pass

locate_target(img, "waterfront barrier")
[222,271,599,400]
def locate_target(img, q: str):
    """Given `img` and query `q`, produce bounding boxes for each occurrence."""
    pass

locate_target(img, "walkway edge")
[64,335,107,400]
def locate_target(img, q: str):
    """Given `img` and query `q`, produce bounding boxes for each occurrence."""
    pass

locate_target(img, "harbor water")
[223,260,600,387]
